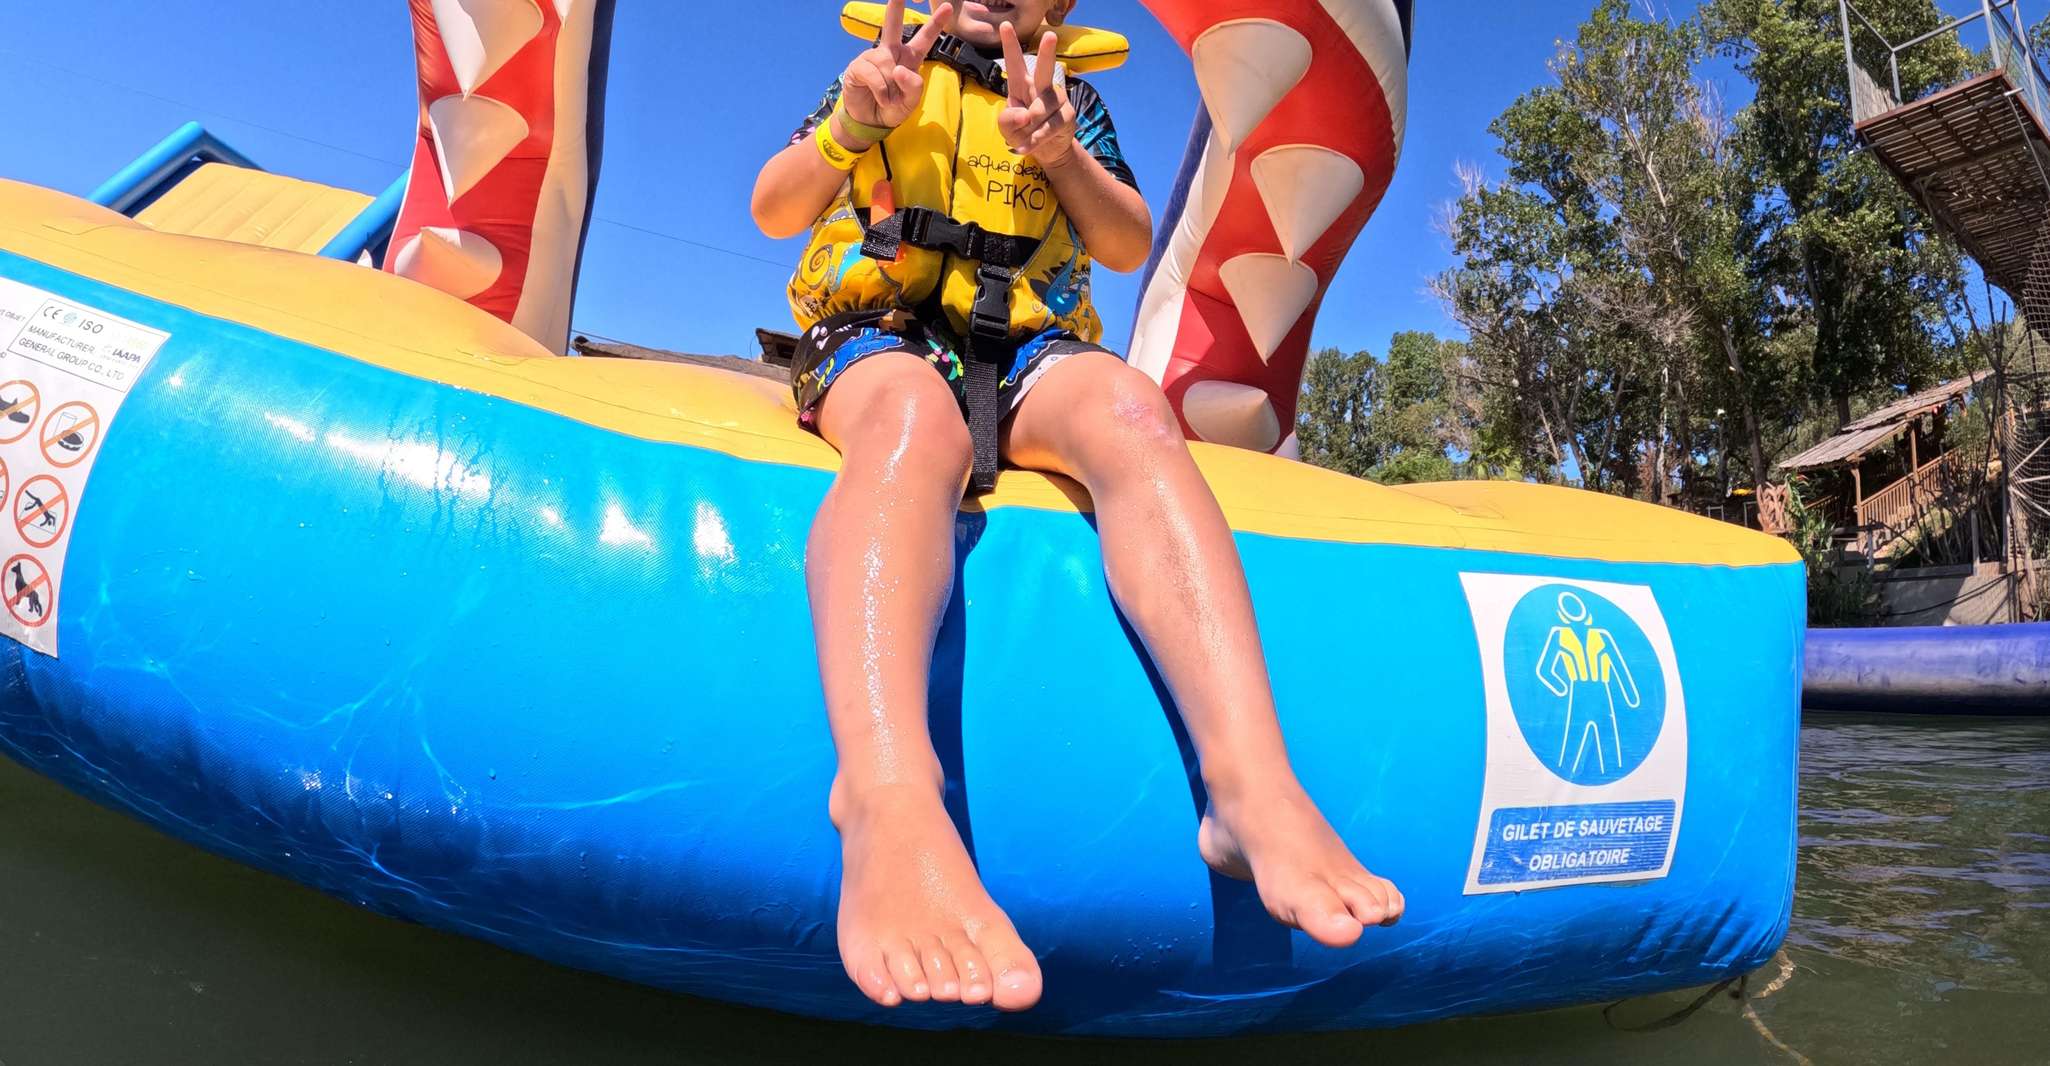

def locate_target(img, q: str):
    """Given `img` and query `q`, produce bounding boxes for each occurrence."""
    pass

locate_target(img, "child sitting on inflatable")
[750,0,1403,1013]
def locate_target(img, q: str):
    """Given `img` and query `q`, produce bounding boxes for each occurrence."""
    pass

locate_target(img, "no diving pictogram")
[14,475,67,550]
[4,553,51,629]
[40,400,99,468]
[0,380,39,445]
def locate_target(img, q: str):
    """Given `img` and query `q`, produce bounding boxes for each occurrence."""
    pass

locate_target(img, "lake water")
[1,712,2044,1065]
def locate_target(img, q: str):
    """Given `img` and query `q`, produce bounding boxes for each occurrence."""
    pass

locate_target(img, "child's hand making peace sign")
[997,22,1077,166]
[840,0,956,133]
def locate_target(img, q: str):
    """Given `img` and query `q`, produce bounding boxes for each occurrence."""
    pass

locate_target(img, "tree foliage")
[1292,0,1985,508]
[1294,332,1462,484]
[1296,347,1379,479]
[1434,0,1757,500]
[1706,0,1971,425]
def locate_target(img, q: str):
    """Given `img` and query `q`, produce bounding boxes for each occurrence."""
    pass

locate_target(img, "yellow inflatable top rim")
[0,179,1797,568]
[839,2,1131,73]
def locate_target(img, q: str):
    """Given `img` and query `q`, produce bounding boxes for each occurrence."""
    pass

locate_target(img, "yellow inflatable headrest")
[840,2,1130,74]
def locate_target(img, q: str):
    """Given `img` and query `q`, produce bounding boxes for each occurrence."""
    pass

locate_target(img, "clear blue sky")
[0,1,1992,360]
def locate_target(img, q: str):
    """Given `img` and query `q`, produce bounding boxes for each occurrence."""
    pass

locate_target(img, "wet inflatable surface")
[0,182,1805,1035]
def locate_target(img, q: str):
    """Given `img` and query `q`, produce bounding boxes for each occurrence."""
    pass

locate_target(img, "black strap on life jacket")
[858,31,1048,494]
[860,207,1041,494]
[859,208,1038,272]
[894,28,1012,95]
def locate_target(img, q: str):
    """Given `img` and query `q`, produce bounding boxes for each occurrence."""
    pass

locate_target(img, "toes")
[1287,879,1365,949]
[970,921,1043,1012]
[945,934,994,1005]
[844,945,902,1008]
[1378,879,1406,926]
[913,935,962,1002]
[1334,876,1392,929]
[988,954,1044,1012]
[883,941,931,1003]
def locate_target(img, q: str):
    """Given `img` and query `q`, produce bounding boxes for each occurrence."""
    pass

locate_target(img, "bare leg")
[807,353,1041,1011]
[1002,353,1405,947]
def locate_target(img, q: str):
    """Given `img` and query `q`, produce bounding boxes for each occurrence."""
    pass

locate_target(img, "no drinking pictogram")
[4,553,51,629]
[0,380,39,445]
[14,475,67,550]
[40,400,100,468]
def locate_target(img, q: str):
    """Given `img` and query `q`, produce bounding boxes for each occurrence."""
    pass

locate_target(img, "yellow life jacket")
[787,3,1130,346]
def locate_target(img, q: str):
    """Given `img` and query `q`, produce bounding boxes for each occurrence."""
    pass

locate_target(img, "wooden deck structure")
[1844,0,2050,295]
[1838,1,2050,616]
[1857,73,2050,293]
[1777,372,1993,560]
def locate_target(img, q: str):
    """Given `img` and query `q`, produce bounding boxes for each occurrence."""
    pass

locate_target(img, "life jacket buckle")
[968,261,1014,352]
[925,34,1005,94]
[901,209,994,263]
[901,208,935,249]
[859,222,902,263]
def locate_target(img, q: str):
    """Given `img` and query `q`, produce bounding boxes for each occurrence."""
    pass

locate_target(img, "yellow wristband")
[832,101,897,145]
[813,119,864,171]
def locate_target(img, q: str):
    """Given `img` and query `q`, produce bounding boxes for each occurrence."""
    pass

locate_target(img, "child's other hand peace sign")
[997,22,1076,166]
[841,0,955,131]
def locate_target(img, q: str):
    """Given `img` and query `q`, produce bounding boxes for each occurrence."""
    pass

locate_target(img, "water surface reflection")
[0,712,2042,1064]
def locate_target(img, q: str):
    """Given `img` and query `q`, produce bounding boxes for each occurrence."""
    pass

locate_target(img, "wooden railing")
[1855,449,1984,556]
[1858,450,1970,528]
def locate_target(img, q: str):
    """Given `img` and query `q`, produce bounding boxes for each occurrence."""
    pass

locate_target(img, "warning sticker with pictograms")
[0,277,169,656]
[0,381,39,445]
[15,475,69,550]
[39,401,99,468]
[5,553,52,630]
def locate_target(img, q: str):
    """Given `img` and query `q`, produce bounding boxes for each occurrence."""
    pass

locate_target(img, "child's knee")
[1087,361,1186,456]
[852,379,973,483]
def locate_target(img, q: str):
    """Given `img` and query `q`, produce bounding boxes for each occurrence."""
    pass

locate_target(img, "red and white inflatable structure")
[1131,1,1411,456]
[388,0,614,355]
[391,0,1410,447]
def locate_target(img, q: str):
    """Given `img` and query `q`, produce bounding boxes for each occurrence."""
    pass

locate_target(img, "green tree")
[1295,347,1379,478]
[1438,0,1760,498]
[1431,0,1977,507]
[1372,331,1460,483]
[1704,0,1970,429]
[1294,333,1463,483]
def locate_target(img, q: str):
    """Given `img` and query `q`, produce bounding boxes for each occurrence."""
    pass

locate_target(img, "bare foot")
[1198,781,1405,947]
[831,782,1043,1010]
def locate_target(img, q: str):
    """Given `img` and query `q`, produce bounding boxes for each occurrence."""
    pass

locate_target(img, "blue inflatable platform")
[1805,623,2050,714]
[0,182,1806,1035]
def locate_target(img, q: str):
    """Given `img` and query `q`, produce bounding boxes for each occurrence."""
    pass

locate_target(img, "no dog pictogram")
[40,400,99,468]
[4,553,51,628]
[14,475,68,550]
[0,380,39,445]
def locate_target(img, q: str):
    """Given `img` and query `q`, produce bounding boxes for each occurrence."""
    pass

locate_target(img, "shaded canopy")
[1777,369,1989,472]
